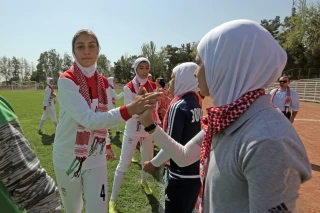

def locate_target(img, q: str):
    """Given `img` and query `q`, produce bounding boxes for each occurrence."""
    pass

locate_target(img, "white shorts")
[116,134,154,172]
[41,105,57,122]
[54,165,108,213]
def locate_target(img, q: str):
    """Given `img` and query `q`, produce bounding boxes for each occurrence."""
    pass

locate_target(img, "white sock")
[141,170,148,183]
[53,121,58,127]
[132,149,136,159]
[110,170,125,202]
[39,120,45,130]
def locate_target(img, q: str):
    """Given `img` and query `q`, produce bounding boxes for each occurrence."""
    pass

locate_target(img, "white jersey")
[43,86,55,107]
[53,78,129,171]
[123,85,149,137]
[107,87,123,110]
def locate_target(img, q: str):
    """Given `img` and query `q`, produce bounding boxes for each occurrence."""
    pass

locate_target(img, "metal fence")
[0,84,126,91]
[1,81,319,103]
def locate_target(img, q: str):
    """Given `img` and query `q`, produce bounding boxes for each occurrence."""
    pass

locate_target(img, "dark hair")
[72,29,100,54]
[280,75,291,81]
[156,77,166,88]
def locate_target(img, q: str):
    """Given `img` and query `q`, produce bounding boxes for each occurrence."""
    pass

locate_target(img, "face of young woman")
[73,34,99,67]
[194,53,210,97]
[136,62,150,79]
[168,73,175,95]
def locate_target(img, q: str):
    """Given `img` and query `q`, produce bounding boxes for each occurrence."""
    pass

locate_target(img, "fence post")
[304,82,307,101]
[315,82,318,102]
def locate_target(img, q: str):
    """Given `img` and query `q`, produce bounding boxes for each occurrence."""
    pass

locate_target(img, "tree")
[33,52,47,82]
[163,43,196,80]
[114,54,138,82]
[97,54,111,77]
[0,56,11,84]
[32,49,62,83]
[260,16,282,39]
[62,52,73,72]
[141,41,167,80]
[11,57,20,82]
[23,58,31,81]
[48,49,62,81]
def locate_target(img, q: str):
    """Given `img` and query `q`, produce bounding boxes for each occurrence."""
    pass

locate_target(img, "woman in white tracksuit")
[38,77,58,134]
[109,57,158,212]
[52,30,161,213]
[107,77,124,134]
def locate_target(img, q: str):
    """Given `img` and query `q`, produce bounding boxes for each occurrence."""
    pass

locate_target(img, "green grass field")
[1,90,165,213]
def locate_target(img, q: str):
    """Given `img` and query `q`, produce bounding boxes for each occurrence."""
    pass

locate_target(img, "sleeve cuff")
[106,144,111,150]
[150,159,159,167]
[119,106,132,121]
[150,125,161,136]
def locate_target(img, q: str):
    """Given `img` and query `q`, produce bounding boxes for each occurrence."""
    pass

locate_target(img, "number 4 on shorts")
[100,184,105,201]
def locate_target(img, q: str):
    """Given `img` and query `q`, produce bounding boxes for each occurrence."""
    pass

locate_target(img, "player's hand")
[290,117,294,123]
[43,106,47,111]
[106,149,115,161]
[139,107,155,128]
[126,86,161,116]
[143,161,155,173]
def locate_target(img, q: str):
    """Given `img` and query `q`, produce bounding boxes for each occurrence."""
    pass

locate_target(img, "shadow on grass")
[41,133,55,145]
[147,193,165,213]
[110,133,123,148]
[150,165,164,184]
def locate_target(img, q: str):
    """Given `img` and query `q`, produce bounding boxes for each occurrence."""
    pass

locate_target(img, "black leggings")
[165,174,201,213]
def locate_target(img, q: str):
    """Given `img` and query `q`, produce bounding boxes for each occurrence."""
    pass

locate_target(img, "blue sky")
[0,0,315,66]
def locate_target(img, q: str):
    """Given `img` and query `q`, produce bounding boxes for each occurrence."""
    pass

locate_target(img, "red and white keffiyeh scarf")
[48,84,54,94]
[132,78,159,124]
[48,84,55,102]
[271,87,291,111]
[195,88,265,213]
[66,62,108,178]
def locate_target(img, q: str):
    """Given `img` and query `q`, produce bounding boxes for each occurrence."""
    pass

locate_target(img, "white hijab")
[132,57,150,85]
[197,19,287,107]
[173,62,199,97]
[108,77,114,88]
[46,77,53,85]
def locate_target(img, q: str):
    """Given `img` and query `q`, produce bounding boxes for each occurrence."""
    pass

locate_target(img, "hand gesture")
[143,161,156,173]
[106,149,115,161]
[126,86,161,116]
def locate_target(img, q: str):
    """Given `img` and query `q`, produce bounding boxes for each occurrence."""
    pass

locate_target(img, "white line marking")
[296,119,320,122]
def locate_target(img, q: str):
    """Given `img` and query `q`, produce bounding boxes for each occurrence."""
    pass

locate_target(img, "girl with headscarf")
[107,77,124,134]
[139,20,312,213]
[144,62,202,213]
[109,57,158,213]
[52,30,160,213]
[38,77,58,134]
